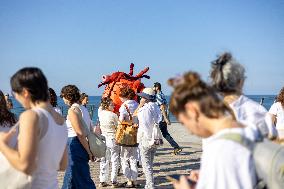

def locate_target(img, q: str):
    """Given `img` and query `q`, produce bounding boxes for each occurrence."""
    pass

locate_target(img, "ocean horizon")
[10,95,276,123]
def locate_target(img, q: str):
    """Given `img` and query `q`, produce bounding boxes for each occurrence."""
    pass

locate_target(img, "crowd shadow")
[156,149,202,156]
[153,162,200,174]
[154,158,200,167]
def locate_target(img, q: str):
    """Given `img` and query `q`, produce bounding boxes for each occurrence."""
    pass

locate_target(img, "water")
[10,95,276,123]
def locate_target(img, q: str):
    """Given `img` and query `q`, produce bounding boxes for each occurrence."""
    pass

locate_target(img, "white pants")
[121,146,138,181]
[139,145,157,189]
[100,138,120,183]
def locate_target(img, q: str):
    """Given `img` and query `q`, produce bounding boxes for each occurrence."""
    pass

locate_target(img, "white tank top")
[31,108,68,189]
[66,103,90,137]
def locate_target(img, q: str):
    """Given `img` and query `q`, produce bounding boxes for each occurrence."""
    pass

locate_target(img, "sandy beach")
[57,123,202,188]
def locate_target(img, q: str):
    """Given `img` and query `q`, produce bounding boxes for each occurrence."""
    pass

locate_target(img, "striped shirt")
[155,91,167,106]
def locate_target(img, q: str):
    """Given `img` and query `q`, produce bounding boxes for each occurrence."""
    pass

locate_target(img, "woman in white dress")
[0,67,68,189]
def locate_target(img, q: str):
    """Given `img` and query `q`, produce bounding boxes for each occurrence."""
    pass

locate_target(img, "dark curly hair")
[60,85,80,105]
[49,88,57,107]
[101,97,113,110]
[276,87,284,107]
[119,87,136,100]
[79,93,88,104]
[0,90,16,126]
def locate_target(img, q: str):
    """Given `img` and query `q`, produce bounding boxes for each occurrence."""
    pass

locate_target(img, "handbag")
[0,123,32,189]
[149,122,164,147]
[72,104,106,158]
[115,104,138,147]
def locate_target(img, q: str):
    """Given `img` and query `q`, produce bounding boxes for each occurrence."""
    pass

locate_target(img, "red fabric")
[98,64,150,113]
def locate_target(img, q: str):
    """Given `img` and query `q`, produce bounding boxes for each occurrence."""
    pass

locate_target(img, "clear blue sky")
[1,0,284,95]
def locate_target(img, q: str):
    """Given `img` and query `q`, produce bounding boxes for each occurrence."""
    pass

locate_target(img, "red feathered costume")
[98,63,150,113]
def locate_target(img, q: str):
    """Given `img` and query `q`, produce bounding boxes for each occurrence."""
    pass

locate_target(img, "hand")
[173,175,195,189]
[165,118,171,125]
[89,153,95,162]
[188,170,199,182]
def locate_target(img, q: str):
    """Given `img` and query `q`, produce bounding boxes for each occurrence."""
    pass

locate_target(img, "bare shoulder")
[19,110,39,129]
[19,110,39,122]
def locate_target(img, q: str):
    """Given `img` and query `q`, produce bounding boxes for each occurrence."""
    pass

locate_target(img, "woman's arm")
[0,110,39,175]
[59,146,68,171]
[68,109,94,161]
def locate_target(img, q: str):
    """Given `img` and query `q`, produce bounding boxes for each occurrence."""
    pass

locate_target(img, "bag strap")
[217,133,254,151]
[124,104,133,121]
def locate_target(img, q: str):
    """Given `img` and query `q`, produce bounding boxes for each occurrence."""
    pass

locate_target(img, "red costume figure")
[98,63,150,113]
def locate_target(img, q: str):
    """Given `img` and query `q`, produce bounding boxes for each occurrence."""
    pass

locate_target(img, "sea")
[10,95,276,123]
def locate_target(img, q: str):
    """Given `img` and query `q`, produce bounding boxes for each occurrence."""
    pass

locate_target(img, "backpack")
[219,133,284,189]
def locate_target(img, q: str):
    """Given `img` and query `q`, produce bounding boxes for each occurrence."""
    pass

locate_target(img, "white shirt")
[269,102,284,130]
[31,108,68,189]
[66,103,91,137]
[119,100,139,123]
[197,128,257,189]
[137,102,162,143]
[230,95,277,138]
[98,109,118,138]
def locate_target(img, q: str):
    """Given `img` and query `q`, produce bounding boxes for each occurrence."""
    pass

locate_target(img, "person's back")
[99,108,118,138]
[229,95,277,138]
[119,99,139,122]
[31,108,67,188]
[137,101,161,142]
[230,95,267,121]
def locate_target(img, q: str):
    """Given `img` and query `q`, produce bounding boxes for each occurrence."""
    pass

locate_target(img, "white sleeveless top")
[66,103,90,137]
[31,108,68,189]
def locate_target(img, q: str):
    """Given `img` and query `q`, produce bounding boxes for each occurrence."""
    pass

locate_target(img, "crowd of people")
[0,52,283,189]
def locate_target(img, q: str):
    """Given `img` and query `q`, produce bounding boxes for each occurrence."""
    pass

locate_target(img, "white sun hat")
[137,88,156,101]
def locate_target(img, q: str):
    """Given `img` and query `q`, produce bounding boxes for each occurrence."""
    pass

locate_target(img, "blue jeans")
[62,137,96,189]
[159,121,180,149]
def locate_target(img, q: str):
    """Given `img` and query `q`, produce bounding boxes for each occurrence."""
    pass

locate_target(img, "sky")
[1,0,284,96]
